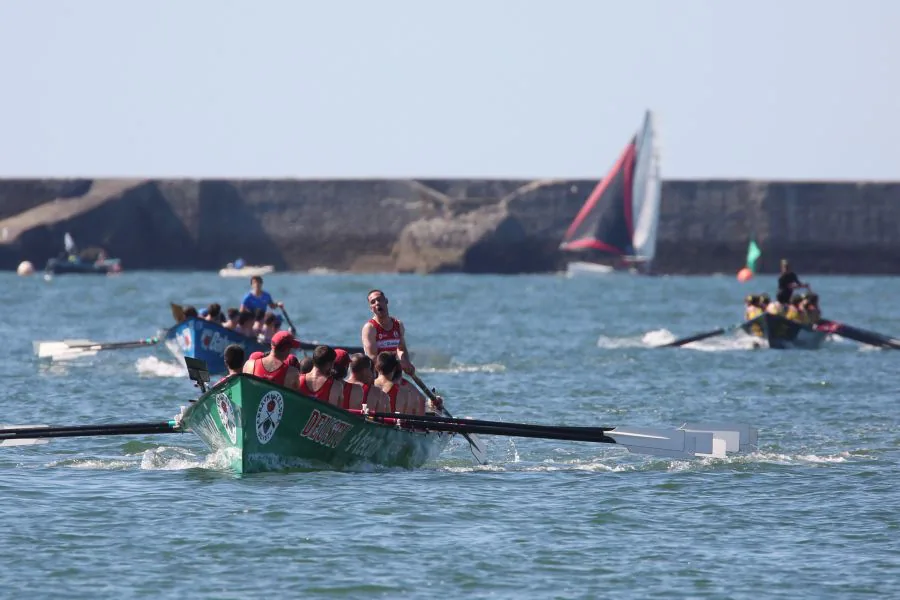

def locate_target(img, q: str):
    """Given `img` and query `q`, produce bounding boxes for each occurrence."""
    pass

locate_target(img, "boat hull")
[565,261,615,276]
[45,257,121,275]
[164,318,268,374]
[218,265,274,277]
[180,375,452,473]
[742,314,828,350]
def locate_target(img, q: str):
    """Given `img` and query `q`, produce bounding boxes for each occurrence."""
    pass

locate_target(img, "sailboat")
[561,110,662,276]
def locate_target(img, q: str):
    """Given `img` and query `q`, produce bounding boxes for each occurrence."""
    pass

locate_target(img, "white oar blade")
[0,438,49,447]
[681,423,758,454]
[607,427,721,459]
[34,339,95,358]
[52,349,99,361]
[0,423,50,447]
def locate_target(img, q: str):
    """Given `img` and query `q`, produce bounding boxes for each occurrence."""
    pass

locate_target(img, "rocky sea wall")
[1,177,898,274]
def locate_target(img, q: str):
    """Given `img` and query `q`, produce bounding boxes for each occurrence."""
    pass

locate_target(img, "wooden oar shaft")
[818,320,900,350]
[371,412,614,436]
[405,372,487,463]
[0,421,179,440]
[67,338,159,351]
[662,318,755,348]
[297,341,365,354]
[384,417,617,445]
[279,307,298,335]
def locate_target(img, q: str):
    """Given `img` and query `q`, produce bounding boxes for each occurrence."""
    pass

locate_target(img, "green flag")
[745,240,762,272]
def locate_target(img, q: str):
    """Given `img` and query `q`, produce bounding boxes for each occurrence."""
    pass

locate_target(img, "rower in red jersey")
[373,352,429,415]
[242,331,301,390]
[297,345,344,406]
[361,289,414,375]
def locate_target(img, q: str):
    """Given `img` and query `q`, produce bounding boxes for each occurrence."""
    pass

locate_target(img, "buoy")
[736,267,753,282]
[16,261,34,276]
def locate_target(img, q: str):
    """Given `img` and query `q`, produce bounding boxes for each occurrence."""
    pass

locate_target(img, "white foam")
[418,363,506,374]
[139,446,237,471]
[135,356,186,378]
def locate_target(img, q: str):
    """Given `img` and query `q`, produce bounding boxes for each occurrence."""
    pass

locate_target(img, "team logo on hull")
[215,392,237,444]
[255,391,284,445]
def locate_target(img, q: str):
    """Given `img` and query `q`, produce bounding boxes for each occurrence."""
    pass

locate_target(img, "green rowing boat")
[178,374,453,474]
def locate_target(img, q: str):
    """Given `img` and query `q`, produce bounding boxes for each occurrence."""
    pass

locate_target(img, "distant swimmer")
[240,276,283,314]
[362,289,415,375]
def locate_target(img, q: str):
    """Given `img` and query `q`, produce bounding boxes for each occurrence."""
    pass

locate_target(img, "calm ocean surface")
[1,271,898,599]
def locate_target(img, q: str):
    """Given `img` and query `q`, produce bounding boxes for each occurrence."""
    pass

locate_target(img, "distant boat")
[44,233,122,276]
[561,110,662,276]
[218,258,274,278]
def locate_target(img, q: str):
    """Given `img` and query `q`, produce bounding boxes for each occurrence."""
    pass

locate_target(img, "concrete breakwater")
[1,177,898,274]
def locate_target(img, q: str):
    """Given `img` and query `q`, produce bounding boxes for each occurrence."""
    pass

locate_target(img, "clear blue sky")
[0,0,896,180]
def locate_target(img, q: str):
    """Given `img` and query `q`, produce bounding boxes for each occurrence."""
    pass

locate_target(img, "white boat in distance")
[218,261,275,278]
[561,110,662,277]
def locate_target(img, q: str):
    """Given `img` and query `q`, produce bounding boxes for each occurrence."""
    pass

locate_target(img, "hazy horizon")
[1,1,897,181]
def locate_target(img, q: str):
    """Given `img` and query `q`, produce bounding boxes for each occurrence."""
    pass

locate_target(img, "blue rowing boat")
[164,317,268,374]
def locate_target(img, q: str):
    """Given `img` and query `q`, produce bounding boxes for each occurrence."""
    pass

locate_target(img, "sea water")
[1,272,898,599]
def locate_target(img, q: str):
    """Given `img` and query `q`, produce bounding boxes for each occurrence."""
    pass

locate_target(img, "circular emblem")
[178,329,193,351]
[393,331,400,338]
[255,391,284,445]
[215,392,237,444]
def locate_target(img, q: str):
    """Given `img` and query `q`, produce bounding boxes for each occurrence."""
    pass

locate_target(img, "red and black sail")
[560,137,637,257]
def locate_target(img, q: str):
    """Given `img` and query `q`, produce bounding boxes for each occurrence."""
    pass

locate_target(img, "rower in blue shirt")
[240,275,283,313]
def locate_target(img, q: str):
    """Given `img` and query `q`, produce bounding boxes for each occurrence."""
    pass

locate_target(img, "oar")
[297,341,365,354]
[34,336,160,359]
[0,421,181,447]
[279,306,298,335]
[661,318,757,348]
[407,372,488,464]
[814,320,900,350]
[372,413,756,460]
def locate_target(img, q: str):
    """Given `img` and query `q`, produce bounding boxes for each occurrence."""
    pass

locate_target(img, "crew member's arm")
[362,322,378,361]
[242,359,256,374]
[397,322,415,374]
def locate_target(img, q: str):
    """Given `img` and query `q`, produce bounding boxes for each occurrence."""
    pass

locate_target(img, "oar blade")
[0,437,49,447]
[661,328,725,348]
[606,427,722,459]
[817,320,900,350]
[682,422,758,454]
[34,339,94,358]
[461,418,488,464]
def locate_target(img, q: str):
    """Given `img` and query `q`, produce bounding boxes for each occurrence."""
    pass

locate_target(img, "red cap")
[248,351,265,360]
[271,331,301,349]
[285,354,300,367]
[333,348,350,368]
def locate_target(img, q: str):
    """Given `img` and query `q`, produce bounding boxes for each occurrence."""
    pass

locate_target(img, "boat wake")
[437,448,860,474]
[135,356,186,378]
[597,329,761,352]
